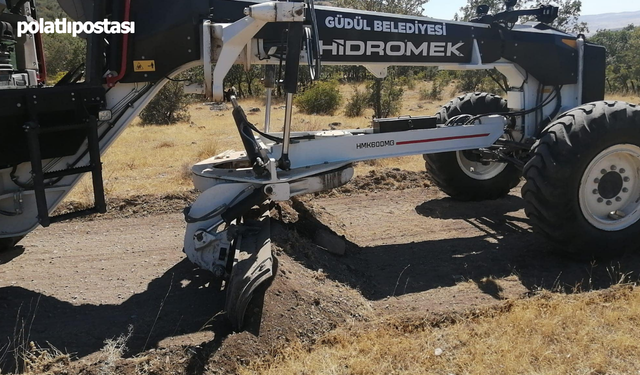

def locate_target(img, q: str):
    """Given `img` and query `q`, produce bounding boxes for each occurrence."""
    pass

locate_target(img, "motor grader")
[1,0,637,328]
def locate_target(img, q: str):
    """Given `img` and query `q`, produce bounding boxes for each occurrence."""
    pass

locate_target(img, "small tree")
[420,73,446,101]
[368,71,404,118]
[295,81,342,115]
[42,32,85,77]
[139,81,191,125]
[345,87,369,117]
[590,25,640,94]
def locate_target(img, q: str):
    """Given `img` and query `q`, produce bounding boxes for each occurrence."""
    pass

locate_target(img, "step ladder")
[24,116,107,227]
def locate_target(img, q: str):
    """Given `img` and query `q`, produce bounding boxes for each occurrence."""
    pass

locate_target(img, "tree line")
[590,25,640,95]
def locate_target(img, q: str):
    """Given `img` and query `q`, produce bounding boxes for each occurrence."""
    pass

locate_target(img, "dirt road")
[0,214,222,368]
[2,170,640,374]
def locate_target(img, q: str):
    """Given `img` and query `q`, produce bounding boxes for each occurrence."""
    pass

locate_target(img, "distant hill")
[579,10,640,34]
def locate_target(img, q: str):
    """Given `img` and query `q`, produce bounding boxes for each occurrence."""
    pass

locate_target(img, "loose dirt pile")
[315,167,431,197]
[53,191,199,220]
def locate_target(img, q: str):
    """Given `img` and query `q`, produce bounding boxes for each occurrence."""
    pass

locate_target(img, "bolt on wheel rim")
[456,151,507,181]
[579,144,640,231]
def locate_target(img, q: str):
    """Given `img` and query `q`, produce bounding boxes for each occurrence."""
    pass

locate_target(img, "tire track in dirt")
[294,181,640,317]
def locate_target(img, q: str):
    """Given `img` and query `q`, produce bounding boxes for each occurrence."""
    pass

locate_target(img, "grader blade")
[225,213,273,330]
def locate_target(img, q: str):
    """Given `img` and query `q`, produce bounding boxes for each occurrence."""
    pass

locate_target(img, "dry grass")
[96,325,133,375]
[605,93,640,104]
[20,342,70,375]
[66,113,234,203]
[243,285,640,375]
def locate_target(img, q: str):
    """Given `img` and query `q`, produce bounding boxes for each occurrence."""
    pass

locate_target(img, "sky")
[422,0,640,20]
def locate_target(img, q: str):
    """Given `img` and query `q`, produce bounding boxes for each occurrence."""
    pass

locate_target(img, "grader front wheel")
[424,92,521,201]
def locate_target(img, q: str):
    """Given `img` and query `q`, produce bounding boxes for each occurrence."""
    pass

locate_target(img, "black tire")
[522,101,640,257]
[423,92,521,201]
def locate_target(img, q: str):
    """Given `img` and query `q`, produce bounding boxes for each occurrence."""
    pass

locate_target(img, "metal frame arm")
[204,1,306,101]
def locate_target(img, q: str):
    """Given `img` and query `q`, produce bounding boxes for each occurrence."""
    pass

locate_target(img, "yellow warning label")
[133,60,156,72]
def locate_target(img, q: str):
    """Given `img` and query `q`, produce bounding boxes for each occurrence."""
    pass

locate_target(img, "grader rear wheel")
[522,101,640,257]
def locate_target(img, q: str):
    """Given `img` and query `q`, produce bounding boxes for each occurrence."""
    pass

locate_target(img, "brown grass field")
[55,86,640,375]
[244,286,640,375]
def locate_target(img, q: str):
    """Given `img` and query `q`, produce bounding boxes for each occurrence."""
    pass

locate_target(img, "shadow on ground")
[0,246,25,265]
[279,194,640,301]
[0,257,231,373]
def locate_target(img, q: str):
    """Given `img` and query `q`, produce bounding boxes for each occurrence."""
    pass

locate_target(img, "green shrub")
[397,75,416,90]
[295,81,342,115]
[455,70,506,94]
[419,76,445,101]
[344,87,368,117]
[42,32,85,77]
[416,67,439,81]
[139,81,191,125]
[368,77,403,118]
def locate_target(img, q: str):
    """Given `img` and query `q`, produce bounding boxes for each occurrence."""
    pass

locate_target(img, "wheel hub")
[579,144,640,231]
[597,171,623,199]
[456,150,507,181]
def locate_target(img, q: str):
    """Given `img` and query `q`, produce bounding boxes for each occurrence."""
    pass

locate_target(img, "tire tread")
[522,101,640,255]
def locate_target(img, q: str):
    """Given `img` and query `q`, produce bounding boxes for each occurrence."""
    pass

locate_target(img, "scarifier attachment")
[225,211,273,330]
